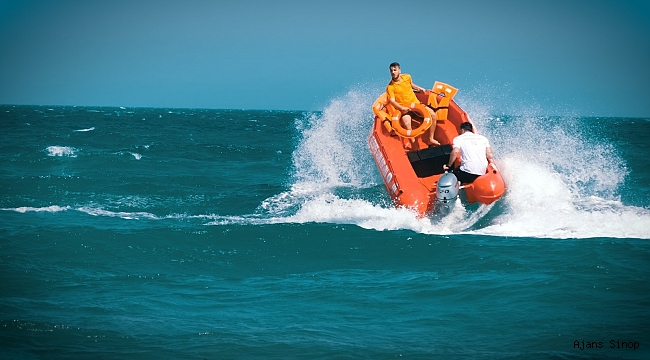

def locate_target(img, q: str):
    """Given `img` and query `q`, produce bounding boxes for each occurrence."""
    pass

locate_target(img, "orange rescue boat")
[368,82,506,216]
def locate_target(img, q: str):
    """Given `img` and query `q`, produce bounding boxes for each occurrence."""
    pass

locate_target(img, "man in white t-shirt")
[443,122,494,184]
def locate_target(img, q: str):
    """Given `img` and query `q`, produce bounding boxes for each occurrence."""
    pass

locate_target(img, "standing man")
[386,62,439,147]
[443,122,494,184]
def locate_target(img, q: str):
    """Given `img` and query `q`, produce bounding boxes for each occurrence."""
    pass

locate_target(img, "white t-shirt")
[452,131,490,175]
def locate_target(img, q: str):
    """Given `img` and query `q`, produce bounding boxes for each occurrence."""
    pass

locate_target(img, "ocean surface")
[1,90,649,359]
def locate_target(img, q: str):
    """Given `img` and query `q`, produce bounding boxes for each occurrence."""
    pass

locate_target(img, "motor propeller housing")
[436,172,459,203]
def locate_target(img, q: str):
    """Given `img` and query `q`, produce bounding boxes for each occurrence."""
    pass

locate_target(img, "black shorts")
[452,168,480,184]
[406,111,424,121]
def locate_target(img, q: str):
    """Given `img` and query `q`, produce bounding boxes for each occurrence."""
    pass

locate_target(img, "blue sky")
[1,0,649,116]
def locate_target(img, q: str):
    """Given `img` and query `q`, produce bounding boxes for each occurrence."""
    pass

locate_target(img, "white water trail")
[260,87,380,216]
[458,87,650,239]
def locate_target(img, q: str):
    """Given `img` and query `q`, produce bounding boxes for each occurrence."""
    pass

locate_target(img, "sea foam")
[4,205,71,213]
[46,146,77,157]
[73,127,95,132]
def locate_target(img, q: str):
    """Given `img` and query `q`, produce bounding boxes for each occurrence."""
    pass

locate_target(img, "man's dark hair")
[389,62,400,68]
[460,122,473,132]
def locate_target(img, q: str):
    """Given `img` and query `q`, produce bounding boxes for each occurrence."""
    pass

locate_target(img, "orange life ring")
[387,102,432,139]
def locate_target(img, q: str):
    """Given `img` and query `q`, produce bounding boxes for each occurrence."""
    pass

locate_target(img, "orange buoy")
[387,102,431,139]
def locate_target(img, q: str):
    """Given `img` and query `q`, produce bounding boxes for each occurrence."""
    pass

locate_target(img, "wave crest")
[46,146,77,157]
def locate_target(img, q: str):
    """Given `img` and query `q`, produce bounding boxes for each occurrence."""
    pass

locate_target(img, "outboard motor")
[436,172,460,203]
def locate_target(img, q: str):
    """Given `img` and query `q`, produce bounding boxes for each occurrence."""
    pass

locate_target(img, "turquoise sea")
[1,90,649,359]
